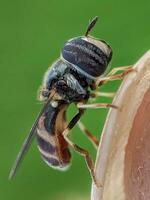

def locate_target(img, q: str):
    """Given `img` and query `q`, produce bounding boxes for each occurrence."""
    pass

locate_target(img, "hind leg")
[78,121,99,149]
[62,109,102,187]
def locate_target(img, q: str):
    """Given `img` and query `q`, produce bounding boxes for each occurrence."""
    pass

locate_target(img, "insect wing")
[9,100,50,180]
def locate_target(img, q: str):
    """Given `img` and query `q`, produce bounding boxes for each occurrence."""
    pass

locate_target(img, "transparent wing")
[9,100,50,180]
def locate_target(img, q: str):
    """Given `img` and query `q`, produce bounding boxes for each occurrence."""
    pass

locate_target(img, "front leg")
[96,65,134,87]
[107,65,132,76]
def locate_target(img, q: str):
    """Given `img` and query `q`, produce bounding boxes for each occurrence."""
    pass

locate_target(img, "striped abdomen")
[36,101,71,170]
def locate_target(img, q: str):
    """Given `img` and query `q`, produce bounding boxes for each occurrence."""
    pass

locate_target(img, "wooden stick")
[91,50,150,200]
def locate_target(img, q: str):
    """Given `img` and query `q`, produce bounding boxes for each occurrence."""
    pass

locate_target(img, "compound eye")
[61,37,111,79]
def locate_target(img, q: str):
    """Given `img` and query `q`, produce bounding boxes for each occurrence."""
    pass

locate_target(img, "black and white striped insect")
[9,17,132,186]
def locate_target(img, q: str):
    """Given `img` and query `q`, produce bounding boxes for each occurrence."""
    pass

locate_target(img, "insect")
[9,16,132,187]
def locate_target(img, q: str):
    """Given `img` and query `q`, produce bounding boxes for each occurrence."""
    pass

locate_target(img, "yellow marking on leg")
[107,65,132,76]
[96,65,135,87]
[78,121,99,149]
[90,91,116,98]
[77,103,118,109]
[62,128,102,187]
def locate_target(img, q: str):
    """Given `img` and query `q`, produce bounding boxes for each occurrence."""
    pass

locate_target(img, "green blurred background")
[0,0,150,199]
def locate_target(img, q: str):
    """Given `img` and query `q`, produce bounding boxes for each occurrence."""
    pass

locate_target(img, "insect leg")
[107,65,133,76]
[78,121,99,149]
[62,109,102,187]
[77,102,118,109]
[90,91,116,98]
[96,65,135,86]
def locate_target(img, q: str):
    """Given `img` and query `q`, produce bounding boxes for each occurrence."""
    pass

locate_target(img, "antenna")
[85,16,98,37]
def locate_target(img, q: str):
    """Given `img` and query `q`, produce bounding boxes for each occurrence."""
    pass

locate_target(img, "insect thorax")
[39,59,90,103]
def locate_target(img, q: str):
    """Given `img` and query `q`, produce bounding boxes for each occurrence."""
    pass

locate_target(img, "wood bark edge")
[91,50,150,200]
